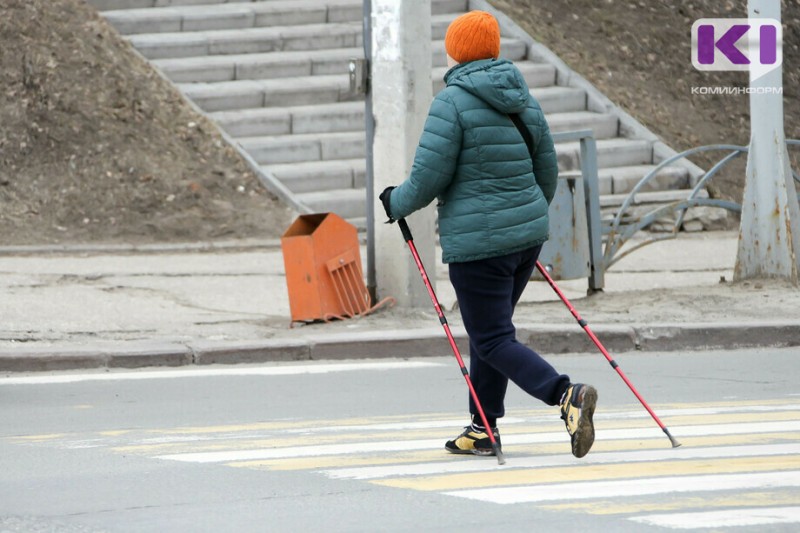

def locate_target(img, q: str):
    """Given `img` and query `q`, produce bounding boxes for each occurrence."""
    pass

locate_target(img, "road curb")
[0,322,797,373]
[632,322,800,352]
[0,343,192,372]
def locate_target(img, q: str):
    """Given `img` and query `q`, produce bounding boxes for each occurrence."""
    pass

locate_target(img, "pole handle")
[398,218,413,242]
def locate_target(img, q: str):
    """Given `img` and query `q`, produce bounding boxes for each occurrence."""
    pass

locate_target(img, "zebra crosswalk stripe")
[630,506,800,529]
[443,471,800,504]
[379,454,800,491]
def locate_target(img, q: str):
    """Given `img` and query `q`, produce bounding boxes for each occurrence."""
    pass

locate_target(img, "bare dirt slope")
[0,0,796,246]
[0,0,292,246]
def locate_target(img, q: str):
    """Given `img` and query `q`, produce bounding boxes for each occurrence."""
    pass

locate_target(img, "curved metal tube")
[603,139,799,270]
[610,144,747,232]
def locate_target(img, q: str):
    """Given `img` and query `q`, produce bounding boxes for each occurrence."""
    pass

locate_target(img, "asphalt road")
[1,347,799,532]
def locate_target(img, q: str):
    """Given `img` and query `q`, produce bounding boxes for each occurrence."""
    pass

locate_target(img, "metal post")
[363,0,376,303]
[580,135,604,292]
[735,0,800,284]
[371,0,435,307]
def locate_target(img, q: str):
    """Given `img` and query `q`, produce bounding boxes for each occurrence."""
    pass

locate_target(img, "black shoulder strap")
[508,113,534,159]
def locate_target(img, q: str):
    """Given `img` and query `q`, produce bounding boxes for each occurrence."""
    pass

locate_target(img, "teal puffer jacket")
[388,58,558,263]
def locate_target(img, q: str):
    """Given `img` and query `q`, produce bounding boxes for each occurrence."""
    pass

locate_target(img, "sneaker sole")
[444,445,497,456]
[572,386,597,458]
[444,446,494,456]
[471,448,496,456]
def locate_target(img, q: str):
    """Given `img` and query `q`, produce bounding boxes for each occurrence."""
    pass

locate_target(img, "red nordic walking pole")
[535,261,681,448]
[397,219,505,465]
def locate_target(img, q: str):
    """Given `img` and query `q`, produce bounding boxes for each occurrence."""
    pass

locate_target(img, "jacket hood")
[444,58,530,114]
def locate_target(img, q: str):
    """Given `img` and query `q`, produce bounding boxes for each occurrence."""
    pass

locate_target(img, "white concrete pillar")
[371,0,437,307]
[735,0,800,284]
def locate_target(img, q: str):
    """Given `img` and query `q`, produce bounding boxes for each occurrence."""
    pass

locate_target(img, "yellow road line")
[227,450,448,471]
[7,433,66,443]
[373,455,800,491]
[541,490,800,515]
[99,430,132,437]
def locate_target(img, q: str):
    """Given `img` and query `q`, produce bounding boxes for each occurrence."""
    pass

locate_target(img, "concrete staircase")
[88,0,699,227]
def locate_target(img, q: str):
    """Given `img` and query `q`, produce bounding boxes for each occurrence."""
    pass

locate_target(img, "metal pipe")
[363,0,376,303]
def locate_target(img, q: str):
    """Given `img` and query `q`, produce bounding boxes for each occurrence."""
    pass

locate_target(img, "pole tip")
[664,428,682,448]
[494,444,506,465]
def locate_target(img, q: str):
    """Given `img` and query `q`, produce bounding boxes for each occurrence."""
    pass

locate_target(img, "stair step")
[130,14,459,59]
[562,165,691,195]
[295,188,367,219]
[153,38,528,83]
[557,138,653,171]
[548,112,618,140]
[179,75,354,112]
[104,0,469,35]
[156,50,347,84]
[88,0,159,10]
[130,23,361,59]
[211,102,365,137]
[600,188,708,209]
[266,159,365,193]
[239,132,365,165]
[532,86,586,114]
[607,164,690,194]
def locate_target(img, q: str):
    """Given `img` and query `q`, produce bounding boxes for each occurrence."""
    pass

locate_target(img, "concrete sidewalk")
[0,231,798,372]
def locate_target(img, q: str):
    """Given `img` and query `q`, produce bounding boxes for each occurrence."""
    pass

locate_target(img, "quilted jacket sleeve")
[388,92,462,220]
[531,116,558,205]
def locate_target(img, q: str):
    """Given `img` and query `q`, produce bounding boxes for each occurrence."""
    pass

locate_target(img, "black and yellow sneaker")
[445,425,501,456]
[560,383,598,458]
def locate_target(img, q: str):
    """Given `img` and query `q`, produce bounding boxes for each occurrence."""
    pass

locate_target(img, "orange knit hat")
[445,11,501,64]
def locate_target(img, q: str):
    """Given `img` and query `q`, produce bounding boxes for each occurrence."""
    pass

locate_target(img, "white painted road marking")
[630,506,800,529]
[0,361,443,385]
[444,471,800,504]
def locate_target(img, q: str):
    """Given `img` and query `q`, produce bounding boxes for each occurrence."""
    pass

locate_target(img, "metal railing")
[546,130,604,291]
[603,139,800,269]
[544,135,799,291]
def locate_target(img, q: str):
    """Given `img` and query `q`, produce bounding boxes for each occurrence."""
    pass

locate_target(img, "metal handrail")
[603,139,800,269]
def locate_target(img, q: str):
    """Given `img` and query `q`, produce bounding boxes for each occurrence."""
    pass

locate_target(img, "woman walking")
[379,10,597,458]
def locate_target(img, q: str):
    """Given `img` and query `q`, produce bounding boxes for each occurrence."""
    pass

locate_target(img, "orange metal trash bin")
[281,213,376,323]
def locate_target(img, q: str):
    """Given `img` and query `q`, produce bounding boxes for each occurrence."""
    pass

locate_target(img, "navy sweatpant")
[448,245,571,423]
